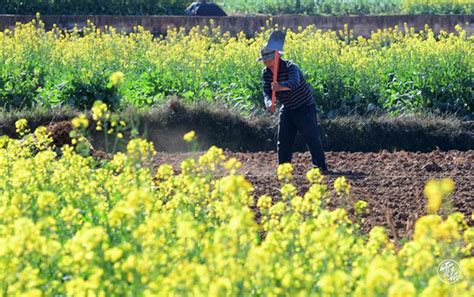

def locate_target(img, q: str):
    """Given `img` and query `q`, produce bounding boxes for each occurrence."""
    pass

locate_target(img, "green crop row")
[220,0,473,15]
[0,0,190,15]
[1,0,472,15]
[0,19,472,115]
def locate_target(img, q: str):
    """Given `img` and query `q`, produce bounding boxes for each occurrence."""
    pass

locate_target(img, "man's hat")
[256,46,283,62]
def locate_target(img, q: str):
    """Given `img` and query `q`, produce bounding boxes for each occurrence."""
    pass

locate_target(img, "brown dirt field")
[43,120,473,238]
[154,150,474,239]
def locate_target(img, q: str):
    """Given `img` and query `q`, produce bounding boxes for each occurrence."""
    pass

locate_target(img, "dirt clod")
[422,162,443,172]
[46,121,73,147]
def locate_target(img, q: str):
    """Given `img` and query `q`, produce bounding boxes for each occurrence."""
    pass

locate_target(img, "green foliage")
[219,0,473,15]
[402,0,473,14]
[220,0,401,15]
[0,0,190,15]
[2,0,472,15]
[0,19,472,116]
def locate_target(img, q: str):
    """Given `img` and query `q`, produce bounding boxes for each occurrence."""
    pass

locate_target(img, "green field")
[1,0,472,15]
[1,19,472,116]
[220,0,473,15]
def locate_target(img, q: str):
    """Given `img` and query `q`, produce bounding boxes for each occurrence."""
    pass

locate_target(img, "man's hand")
[265,99,272,111]
[271,82,290,92]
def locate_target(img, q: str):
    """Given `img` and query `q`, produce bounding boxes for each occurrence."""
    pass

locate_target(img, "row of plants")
[1,99,473,152]
[0,0,190,15]
[221,0,473,15]
[0,102,472,295]
[1,0,472,15]
[0,18,472,115]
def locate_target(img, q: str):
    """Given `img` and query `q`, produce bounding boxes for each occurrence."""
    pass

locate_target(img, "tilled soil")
[155,150,473,239]
[41,121,473,238]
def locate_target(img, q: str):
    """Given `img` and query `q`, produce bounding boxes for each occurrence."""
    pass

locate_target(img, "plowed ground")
[155,150,473,239]
[44,120,473,238]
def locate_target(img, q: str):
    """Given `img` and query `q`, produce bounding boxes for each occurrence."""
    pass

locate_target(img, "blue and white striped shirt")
[262,59,314,109]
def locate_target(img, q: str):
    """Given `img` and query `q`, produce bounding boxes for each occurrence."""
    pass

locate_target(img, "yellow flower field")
[1,18,472,115]
[0,114,472,295]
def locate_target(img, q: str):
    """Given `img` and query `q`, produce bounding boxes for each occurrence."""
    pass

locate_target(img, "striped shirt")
[262,59,314,109]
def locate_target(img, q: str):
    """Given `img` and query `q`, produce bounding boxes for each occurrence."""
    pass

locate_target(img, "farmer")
[258,46,328,172]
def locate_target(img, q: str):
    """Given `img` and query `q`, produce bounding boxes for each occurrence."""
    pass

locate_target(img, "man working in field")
[258,46,328,172]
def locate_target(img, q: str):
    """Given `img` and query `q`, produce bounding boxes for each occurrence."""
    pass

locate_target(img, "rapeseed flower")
[109,71,125,86]
[424,178,455,213]
[0,130,471,295]
[277,163,293,182]
[183,130,196,142]
[388,280,416,297]
[15,119,29,136]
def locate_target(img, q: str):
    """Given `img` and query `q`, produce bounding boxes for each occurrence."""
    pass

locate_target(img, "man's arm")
[262,71,273,109]
[279,64,300,90]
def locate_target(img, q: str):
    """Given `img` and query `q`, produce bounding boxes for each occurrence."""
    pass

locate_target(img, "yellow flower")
[198,146,225,171]
[257,195,272,210]
[183,130,196,142]
[354,200,368,215]
[424,178,455,213]
[318,270,350,296]
[435,216,461,241]
[334,176,351,196]
[277,163,293,182]
[181,158,197,175]
[109,71,125,86]
[105,247,123,263]
[71,114,89,130]
[156,164,174,180]
[223,157,242,174]
[411,250,434,273]
[92,100,108,121]
[306,167,323,184]
[388,280,416,297]
[60,205,80,223]
[34,126,53,150]
[460,258,474,279]
[0,135,9,148]
[365,255,398,291]
[280,183,297,201]
[15,119,30,136]
[37,191,56,209]
[126,138,156,163]
[209,277,232,296]
[413,215,442,241]
[368,226,389,246]
[269,201,285,217]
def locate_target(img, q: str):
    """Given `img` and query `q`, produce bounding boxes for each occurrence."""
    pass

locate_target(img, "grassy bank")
[1,100,472,152]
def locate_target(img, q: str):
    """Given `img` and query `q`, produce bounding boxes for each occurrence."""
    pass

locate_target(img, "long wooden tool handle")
[270,51,279,113]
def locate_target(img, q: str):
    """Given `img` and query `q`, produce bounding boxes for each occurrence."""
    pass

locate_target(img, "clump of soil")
[46,121,73,147]
[45,120,112,161]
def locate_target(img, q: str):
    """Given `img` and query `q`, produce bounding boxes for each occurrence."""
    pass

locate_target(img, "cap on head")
[256,46,283,62]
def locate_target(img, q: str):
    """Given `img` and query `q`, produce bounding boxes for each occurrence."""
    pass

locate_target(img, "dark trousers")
[277,103,327,170]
